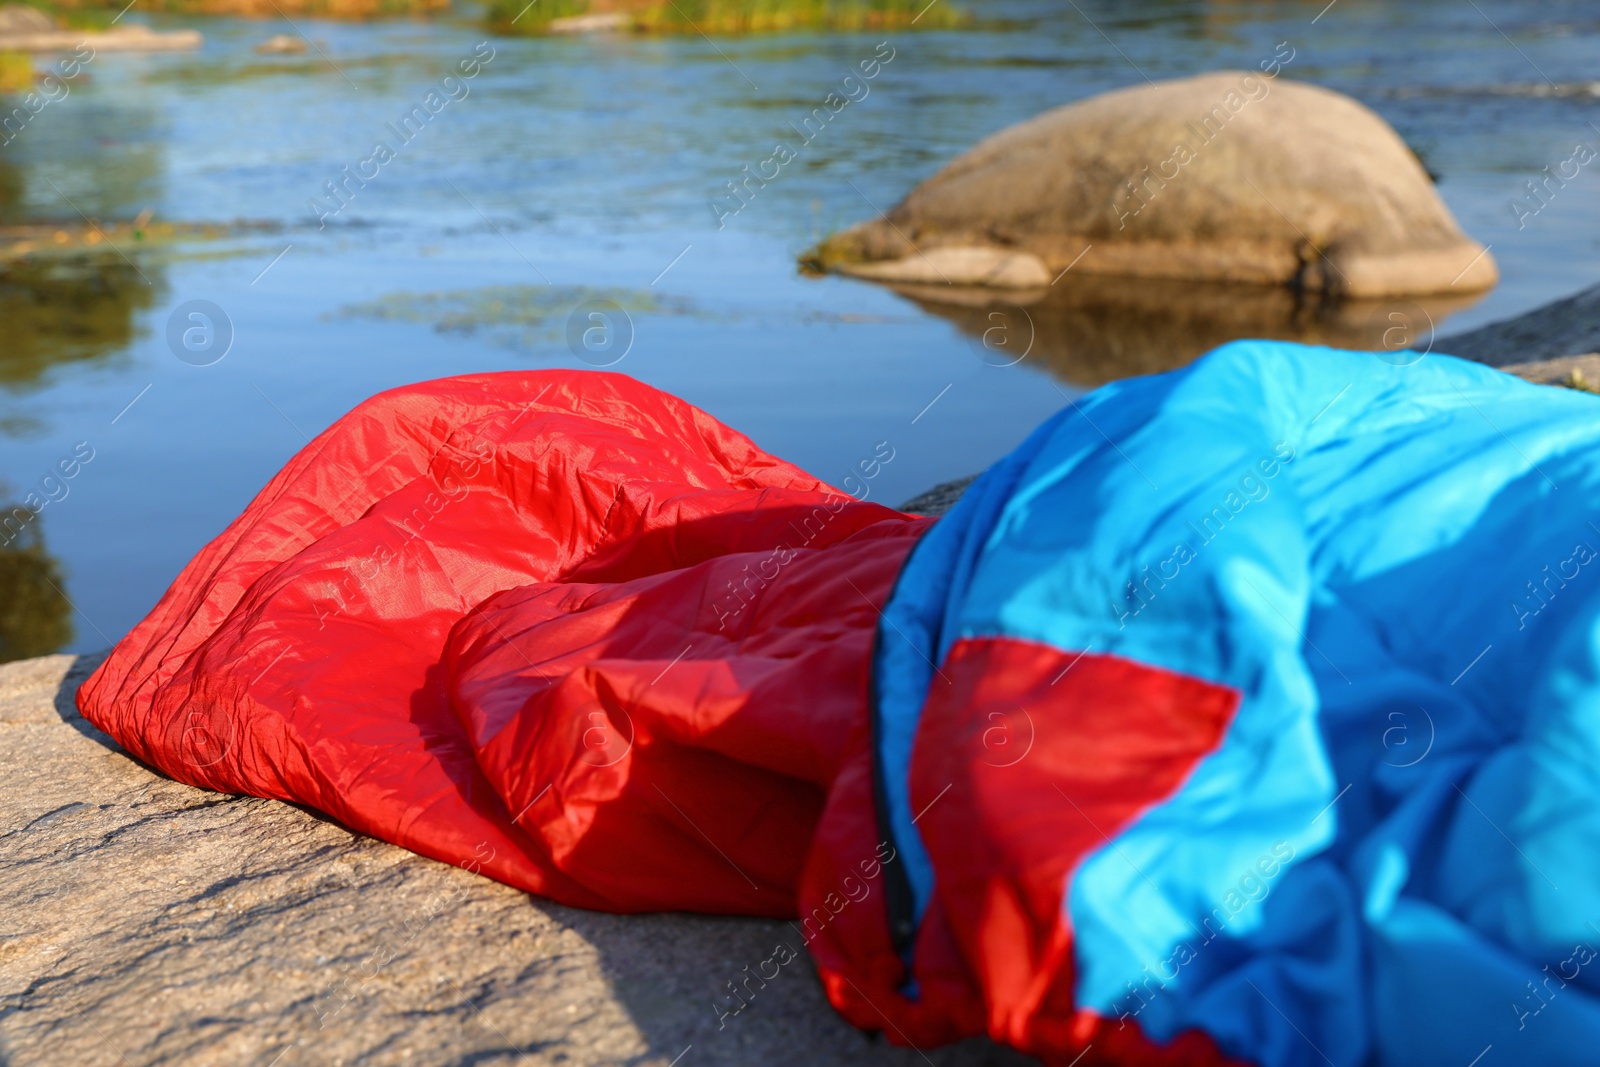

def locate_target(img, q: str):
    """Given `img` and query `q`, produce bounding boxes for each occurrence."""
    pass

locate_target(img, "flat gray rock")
[898,476,978,517]
[0,653,1032,1067]
[1440,281,1600,367]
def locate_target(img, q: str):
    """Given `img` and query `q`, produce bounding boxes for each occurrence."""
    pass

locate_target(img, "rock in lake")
[254,33,307,53]
[0,22,201,52]
[805,71,1497,298]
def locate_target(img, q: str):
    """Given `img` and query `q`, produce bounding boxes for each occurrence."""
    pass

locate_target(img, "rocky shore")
[0,4,200,50]
[0,23,200,51]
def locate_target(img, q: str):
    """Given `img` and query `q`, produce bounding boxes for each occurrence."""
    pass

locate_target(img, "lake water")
[3,0,1598,656]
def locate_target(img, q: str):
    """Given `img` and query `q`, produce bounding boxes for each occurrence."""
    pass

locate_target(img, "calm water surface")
[3,0,1599,655]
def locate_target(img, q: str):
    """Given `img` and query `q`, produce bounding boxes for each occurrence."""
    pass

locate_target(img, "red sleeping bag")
[79,371,926,915]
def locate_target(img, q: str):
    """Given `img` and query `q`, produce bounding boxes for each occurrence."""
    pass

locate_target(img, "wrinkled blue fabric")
[875,341,1600,1065]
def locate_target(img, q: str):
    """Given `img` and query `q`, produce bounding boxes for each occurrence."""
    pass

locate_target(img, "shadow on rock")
[49,650,113,744]
[888,274,1486,388]
[554,905,1040,1066]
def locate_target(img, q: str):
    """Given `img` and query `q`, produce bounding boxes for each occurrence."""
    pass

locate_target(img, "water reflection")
[0,257,161,395]
[882,276,1487,387]
[0,94,164,406]
[1,95,166,225]
[0,518,71,663]
[0,163,23,223]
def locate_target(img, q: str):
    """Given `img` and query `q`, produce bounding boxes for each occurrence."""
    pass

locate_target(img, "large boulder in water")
[804,71,1496,297]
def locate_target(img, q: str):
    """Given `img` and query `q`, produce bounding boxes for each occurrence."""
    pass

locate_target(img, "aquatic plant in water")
[336,285,695,353]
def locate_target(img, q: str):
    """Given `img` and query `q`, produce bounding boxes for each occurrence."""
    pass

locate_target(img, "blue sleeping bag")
[859,340,1600,1065]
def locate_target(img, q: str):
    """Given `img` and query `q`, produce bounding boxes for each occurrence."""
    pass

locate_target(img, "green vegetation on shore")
[1560,367,1600,394]
[486,0,586,30]
[3,1,114,30]
[488,0,965,35]
[0,51,31,92]
[5,0,443,23]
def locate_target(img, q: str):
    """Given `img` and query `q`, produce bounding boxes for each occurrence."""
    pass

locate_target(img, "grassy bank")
[487,0,966,35]
[0,52,31,92]
[5,0,444,21]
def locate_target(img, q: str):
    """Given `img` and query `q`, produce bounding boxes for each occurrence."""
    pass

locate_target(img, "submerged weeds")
[336,285,696,351]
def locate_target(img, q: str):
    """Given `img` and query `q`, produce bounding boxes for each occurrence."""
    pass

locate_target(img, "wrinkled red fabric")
[79,370,925,914]
[798,637,1247,1066]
